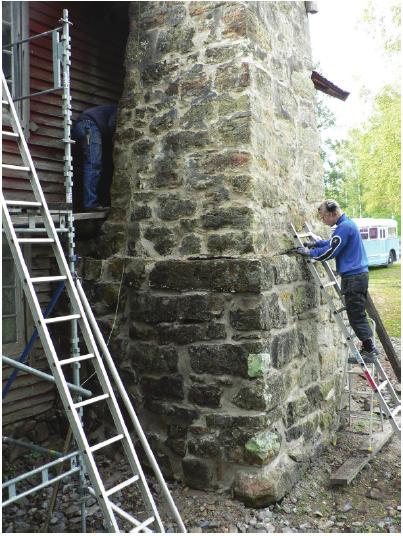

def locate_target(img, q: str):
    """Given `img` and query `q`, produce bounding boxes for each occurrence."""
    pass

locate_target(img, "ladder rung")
[2,99,9,105]
[90,434,124,453]
[377,380,389,392]
[321,281,336,288]
[296,232,313,238]
[74,393,109,409]
[58,353,95,366]
[2,130,19,138]
[130,517,155,533]
[18,238,54,243]
[30,275,67,283]
[106,475,139,497]
[44,313,81,324]
[2,163,30,172]
[106,501,153,533]
[6,200,41,207]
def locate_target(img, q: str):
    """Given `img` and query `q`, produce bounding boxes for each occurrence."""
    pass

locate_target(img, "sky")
[308,0,400,140]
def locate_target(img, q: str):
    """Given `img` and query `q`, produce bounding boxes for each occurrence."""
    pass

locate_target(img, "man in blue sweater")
[295,200,379,362]
[72,104,117,210]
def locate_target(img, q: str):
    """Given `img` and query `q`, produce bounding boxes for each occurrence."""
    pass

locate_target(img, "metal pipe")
[2,436,62,457]
[76,277,187,533]
[2,467,80,507]
[13,86,62,102]
[2,27,63,48]
[2,281,66,399]
[2,355,92,398]
[2,449,80,489]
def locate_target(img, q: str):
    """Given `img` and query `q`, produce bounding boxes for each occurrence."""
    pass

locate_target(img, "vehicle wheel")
[387,251,395,265]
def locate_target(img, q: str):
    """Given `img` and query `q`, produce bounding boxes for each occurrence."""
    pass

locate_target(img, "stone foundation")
[77,1,345,505]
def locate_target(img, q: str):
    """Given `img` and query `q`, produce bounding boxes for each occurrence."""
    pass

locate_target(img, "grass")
[368,262,401,338]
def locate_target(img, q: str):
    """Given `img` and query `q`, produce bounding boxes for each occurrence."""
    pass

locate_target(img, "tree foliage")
[343,86,401,220]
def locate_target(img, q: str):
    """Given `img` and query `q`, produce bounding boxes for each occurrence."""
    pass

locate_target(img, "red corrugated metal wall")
[2,1,128,427]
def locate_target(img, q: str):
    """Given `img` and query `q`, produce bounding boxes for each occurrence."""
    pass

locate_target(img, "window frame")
[2,1,30,134]
[360,227,369,240]
[2,238,28,358]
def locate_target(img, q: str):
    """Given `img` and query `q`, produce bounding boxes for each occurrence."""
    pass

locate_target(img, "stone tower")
[79,1,344,506]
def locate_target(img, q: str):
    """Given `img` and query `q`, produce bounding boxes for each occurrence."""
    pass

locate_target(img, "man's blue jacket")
[309,213,368,276]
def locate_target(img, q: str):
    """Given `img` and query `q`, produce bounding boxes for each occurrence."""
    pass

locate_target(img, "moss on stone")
[247,352,270,378]
[244,431,281,464]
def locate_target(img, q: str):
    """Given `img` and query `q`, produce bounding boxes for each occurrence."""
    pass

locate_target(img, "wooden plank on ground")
[330,423,395,486]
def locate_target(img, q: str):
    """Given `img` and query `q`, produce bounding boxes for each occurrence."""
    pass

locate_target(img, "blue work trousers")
[72,119,102,209]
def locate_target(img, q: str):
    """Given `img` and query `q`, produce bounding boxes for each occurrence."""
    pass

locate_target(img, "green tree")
[342,86,401,221]
[315,94,347,203]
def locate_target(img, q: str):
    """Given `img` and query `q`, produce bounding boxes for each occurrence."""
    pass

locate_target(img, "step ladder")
[1,72,186,533]
[290,222,401,436]
[337,319,386,451]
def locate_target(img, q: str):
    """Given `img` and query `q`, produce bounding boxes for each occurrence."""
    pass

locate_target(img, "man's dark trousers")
[340,272,372,342]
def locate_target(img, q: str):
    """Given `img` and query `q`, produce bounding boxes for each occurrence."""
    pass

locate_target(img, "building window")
[360,228,369,240]
[2,240,26,356]
[369,227,378,239]
[388,227,397,238]
[2,1,29,132]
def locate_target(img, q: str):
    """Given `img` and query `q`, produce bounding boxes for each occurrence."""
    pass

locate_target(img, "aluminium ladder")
[290,222,401,436]
[1,72,186,533]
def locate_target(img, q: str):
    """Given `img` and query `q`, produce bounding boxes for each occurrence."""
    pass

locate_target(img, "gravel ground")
[2,340,401,534]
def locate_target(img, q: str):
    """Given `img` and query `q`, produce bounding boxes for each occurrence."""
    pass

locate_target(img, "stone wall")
[78,1,345,506]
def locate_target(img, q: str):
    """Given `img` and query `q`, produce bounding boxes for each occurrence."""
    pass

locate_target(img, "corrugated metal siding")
[2,1,128,427]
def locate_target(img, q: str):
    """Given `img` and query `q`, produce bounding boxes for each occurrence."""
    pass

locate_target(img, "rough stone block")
[285,413,320,442]
[230,296,271,331]
[182,457,214,490]
[265,373,286,410]
[222,3,247,37]
[128,342,178,373]
[161,130,210,153]
[158,194,197,220]
[130,292,226,323]
[149,259,273,293]
[188,436,222,458]
[141,375,184,401]
[247,353,271,378]
[149,108,177,133]
[286,393,310,426]
[188,383,223,408]
[144,400,199,424]
[131,205,152,220]
[232,380,267,411]
[270,256,300,284]
[233,454,301,506]
[215,61,250,91]
[179,234,201,255]
[143,226,176,255]
[264,292,288,328]
[189,342,266,378]
[207,231,253,255]
[201,206,254,230]
[214,113,251,146]
[292,283,318,315]
[244,431,281,465]
[157,322,226,345]
[270,329,298,368]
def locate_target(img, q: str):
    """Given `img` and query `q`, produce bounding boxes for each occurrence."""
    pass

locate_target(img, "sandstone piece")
[233,455,301,507]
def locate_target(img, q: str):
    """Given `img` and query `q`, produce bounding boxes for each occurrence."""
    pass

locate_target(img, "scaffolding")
[2,9,87,532]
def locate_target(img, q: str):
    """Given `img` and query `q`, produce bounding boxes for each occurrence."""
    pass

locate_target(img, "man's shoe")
[347,347,380,365]
[360,347,380,364]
